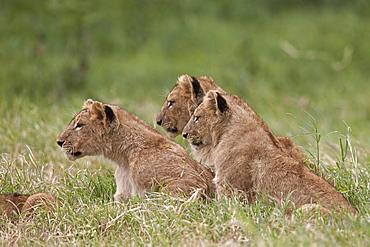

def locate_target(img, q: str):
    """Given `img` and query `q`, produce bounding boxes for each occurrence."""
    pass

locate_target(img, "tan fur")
[21,193,56,214]
[182,91,357,214]
[0,193,56,221]
[156,74,226,138]
[156,74,307,163]
[57,99,215,202]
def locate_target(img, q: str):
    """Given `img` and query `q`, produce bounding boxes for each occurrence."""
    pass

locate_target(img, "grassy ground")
[1,1,370,246]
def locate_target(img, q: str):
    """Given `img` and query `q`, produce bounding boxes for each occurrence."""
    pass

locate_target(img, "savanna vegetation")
[1,0,369,246]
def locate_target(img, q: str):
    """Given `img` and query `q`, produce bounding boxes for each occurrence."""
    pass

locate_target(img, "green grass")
[1,1,370,246]
[1,143,369,246]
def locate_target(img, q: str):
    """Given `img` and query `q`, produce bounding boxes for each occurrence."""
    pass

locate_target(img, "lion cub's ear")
[84,99,95,108]
[89,101,104,121]
[104,105,116,123]
[89,101,116,123]
[178,74,204,101]
[205,90,228,115]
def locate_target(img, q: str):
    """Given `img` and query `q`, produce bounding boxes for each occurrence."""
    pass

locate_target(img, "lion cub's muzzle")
[182,132,203,149]
[57,140,64,147]
[56,140,82,160]
[158,121,179,137]
[156,117,179,136]
[167,127,178,134]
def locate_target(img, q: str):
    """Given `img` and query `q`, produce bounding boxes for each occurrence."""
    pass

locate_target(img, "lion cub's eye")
[167,101,175,108]
[75,123,84,130]
[194,116,200,122]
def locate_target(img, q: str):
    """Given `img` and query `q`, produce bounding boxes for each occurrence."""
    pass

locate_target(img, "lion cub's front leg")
[213,175,239,201]
[214,175,255,202]
[114,166,143,202]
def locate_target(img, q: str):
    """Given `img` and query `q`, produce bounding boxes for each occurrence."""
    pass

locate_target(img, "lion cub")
[156,74,307,163]
[156,74,225,138]
[182,91,357,214]
[57,99,215,202]
[0,193,56,221]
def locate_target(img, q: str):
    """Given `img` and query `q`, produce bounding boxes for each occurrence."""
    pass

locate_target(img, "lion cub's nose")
[156,120,162,126]
[57,141,65,147]
[182,133,188,139]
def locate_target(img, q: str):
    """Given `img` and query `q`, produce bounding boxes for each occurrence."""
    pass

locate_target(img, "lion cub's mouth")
[71,151,82,157]
[166,127,179,138]
[167,127,178,134]
[66,149,82,158]
[191,141,203,148]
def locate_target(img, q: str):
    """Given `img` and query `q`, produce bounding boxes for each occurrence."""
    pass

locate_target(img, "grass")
[1,1,370,246]
[1,141,369,246]
[1,86,369,247]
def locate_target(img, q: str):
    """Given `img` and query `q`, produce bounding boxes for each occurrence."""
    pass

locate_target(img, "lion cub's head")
[56,99,116,161]
[182,90,229,150]
[156,74,213,138]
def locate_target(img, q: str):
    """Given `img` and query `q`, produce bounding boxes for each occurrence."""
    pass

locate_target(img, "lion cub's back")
[0,193,56,220]
[0,193,30,217]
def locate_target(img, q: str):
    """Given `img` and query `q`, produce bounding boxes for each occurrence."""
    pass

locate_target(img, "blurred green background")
[1,0,370,149]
